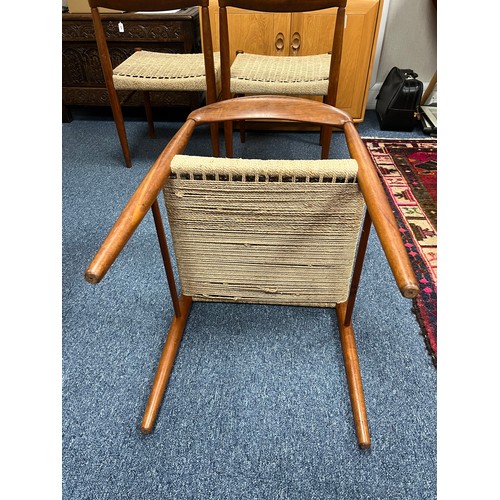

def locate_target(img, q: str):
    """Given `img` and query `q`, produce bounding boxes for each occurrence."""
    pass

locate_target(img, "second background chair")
[218,0,347,158]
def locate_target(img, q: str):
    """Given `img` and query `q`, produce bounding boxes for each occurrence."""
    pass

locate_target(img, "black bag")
[375,67,423,131]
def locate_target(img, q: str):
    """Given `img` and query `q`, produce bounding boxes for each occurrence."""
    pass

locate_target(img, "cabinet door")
[290,0,381,120]
[209,6,290,65]
[289,9,336,57]
[339,0,381,120]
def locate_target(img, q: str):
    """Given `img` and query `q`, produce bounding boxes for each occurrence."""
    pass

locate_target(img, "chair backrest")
[218,0,347,104]
[88,0,218,103]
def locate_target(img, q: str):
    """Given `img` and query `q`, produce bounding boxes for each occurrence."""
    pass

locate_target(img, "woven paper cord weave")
[113,51,221,91]
[163,155,365,307]
[230,53,331,95]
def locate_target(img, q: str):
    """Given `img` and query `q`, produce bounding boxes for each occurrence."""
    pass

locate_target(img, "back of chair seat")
[163,155,365,307]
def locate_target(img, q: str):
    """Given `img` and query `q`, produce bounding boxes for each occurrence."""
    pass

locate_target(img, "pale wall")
[367,0,437,108]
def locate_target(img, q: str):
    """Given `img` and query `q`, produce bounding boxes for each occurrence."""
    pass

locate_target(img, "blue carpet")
[62,110,436,499]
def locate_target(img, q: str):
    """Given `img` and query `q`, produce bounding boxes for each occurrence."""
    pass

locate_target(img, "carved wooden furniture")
[218,0,346,158]
[63,8,203,117]
[84,96,419,448]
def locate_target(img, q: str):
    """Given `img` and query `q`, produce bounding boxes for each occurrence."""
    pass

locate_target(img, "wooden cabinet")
[62,8,203,119]
[207,0,383,122]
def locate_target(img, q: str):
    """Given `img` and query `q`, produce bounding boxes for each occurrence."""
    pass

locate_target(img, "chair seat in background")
[113,51,221,94]
[230,53,331,95]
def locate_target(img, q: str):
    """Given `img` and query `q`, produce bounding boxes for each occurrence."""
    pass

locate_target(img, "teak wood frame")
[89,0,220,167]
[218,0,347,159]
[85,96,419,449]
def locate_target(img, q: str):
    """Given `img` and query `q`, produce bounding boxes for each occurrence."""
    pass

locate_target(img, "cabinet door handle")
[275,32,285,52]
[291,32,301,53]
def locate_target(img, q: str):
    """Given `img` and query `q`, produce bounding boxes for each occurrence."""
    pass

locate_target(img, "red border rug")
[362,138,437,366]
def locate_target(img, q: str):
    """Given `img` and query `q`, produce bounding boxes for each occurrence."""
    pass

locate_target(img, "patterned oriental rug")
[361,138,437,366]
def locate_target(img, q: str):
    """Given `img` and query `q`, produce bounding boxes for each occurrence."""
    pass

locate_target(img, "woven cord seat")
[164,155,364,307]
[113,51,222,94]
[229,53,331,95]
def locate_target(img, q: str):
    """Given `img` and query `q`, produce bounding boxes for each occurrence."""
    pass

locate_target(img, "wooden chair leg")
[235,94,246,144]
[140,294,193,434]
[223,120,234,158]
[336,301,371,449]
[108,87,132,167]
[320,125,333,159]
[150,200,181,318]
[210,122,220,157]
[239,120,246,143]
[344,212,372,326]
[143,91,156,139]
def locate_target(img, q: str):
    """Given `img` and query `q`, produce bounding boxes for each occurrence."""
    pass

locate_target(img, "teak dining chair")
[84,96,419,449]
[218,0,347,158]
[89,0,221,167]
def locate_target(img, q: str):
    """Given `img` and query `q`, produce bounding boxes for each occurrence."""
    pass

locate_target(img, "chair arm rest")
[344,122,419,299]
[84,119,195,284]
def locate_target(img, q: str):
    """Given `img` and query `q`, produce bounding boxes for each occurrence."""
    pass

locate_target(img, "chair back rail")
[218,0,346,12]
[188,95,351,126]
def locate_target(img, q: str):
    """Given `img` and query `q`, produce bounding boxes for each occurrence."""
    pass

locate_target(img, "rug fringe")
[411,301,437,368]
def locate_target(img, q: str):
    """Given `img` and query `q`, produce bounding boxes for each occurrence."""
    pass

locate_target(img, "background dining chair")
[218,0,346,158]
[85,96,419,448]
[89,0,221,167]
